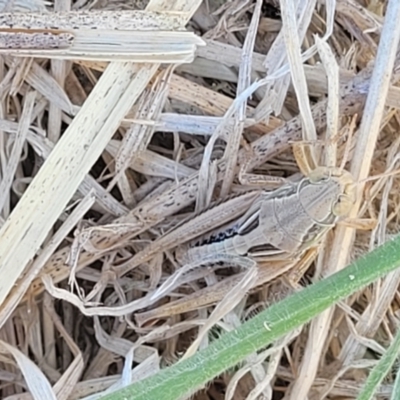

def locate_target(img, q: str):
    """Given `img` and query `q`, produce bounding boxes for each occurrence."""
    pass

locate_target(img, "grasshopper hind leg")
[153,253,258,301]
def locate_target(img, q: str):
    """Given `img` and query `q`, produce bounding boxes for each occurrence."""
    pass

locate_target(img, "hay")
[0,0,399,398]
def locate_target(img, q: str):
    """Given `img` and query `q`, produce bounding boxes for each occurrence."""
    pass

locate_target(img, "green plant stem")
[391,354,400,399]
[101,234,400,400]
[357,321,400,400]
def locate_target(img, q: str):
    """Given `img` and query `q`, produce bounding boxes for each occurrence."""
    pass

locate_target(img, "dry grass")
[0,0,399,398]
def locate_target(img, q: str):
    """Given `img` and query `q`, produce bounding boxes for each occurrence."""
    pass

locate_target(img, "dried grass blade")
[43,295,84,400]
[41,274,163,317]
[0,122,129,216]
[92,347,160,399]
[196,77,269,210]
[315,36,339,168]
[4,30,204,63]
[135,273,249,327]
[220,0,262,197]
[2,57,76,115]
[107,140,196,180]
[0,11,203,62]
[254,0,317,120]
[135,259,296,327]
[152,113,256,139]
[0,91,35,212]
[280,0,317,144]
[182,262,258,360]
[109,67,174,190]
[0,339,56,399]
[47,0,70,143]
[0,191,96,329]
[0,10,187,31]
[93,317,137,357]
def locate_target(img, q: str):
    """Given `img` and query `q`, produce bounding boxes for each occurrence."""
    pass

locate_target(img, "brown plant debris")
[0,0,399,399]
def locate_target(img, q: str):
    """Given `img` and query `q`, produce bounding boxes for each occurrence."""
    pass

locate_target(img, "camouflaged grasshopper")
[113,145,358,278]
[175,165,356,266]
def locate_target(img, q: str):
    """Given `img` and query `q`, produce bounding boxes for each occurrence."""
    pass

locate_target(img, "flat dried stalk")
[0,10,187,30]
[0,11,204,62]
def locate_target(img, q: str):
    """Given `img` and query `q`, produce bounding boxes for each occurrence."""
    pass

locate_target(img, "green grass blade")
[356,322,400,400]
[101,234,400,400]
[392,357,400,399]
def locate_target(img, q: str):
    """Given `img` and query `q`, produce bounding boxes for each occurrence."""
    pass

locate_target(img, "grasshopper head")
[305,167,356,221]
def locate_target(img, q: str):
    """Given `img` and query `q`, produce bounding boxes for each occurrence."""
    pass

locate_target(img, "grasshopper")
[113,157,357,279]
[175,166,356,266]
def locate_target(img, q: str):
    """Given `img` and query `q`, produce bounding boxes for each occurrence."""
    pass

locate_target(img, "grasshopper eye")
[332,194,353,216]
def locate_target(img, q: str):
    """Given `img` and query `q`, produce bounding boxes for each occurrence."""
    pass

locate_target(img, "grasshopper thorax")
[299,167,356,225]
